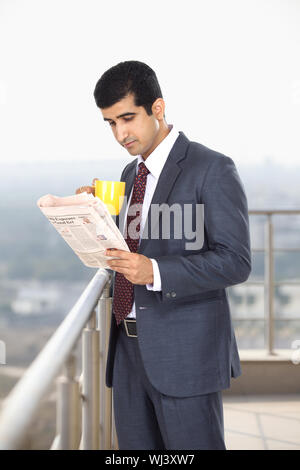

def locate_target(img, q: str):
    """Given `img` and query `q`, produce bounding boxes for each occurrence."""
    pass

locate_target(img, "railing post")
[56,352,81,450]
[98,278,116,450]
[81,310,100,449]
[264,214,275,355]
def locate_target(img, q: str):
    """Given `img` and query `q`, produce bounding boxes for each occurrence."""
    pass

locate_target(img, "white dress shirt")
[122,124,179,319]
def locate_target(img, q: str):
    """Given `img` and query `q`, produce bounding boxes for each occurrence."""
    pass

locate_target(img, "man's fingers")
[107,258,131,268]
[108,265,131,276]
[92,177,100,186]
[106,249,131,259]
[75,185,95,195]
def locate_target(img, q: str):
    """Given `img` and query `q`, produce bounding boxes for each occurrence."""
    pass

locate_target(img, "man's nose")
[115,123,129,144]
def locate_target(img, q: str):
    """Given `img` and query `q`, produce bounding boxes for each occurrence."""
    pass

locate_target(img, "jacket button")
[166,292,171,298]
[171,291,176,298]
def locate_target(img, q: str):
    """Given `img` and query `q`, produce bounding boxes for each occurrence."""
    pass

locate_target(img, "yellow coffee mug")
[94,180,126,215]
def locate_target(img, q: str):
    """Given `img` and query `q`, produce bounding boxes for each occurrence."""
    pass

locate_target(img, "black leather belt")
[123,319,137,338]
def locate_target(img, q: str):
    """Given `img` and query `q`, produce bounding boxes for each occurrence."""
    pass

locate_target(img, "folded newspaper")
[37,192,129,268]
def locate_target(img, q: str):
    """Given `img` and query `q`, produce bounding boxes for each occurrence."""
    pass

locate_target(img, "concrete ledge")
[224,349,300,395]
[239,349,294,362]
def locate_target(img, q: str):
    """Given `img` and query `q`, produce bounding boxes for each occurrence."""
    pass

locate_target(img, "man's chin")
[125,147,140,156]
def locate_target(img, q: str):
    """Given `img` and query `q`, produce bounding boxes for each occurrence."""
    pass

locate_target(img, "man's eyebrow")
[103,112,137,122]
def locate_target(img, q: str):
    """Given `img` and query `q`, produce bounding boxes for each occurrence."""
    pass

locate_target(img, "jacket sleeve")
[155,155,252,302]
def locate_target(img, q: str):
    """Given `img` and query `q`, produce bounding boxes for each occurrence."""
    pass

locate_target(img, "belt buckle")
[124,319,137,338]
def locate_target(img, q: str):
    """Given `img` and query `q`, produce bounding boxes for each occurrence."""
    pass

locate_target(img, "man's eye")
[108,117,133,126]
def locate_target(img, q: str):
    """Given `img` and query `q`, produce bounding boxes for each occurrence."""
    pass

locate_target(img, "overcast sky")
[0,0,299,167]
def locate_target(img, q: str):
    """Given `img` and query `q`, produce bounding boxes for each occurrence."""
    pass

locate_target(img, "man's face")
[101,93,161,159]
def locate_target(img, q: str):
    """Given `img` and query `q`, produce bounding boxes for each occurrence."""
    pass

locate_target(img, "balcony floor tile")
[224,394,300,450]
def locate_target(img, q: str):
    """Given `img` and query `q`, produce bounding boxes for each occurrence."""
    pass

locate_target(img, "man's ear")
[151,98,165,120]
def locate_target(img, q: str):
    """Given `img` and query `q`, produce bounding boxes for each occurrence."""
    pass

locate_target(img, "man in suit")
[81,60,251,450]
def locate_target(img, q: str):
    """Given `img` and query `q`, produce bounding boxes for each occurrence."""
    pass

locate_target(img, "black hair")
[93,60,163,116]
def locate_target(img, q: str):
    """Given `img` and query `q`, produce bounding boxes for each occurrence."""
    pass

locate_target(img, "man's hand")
[75,178,99,196]
[105,249,154,285]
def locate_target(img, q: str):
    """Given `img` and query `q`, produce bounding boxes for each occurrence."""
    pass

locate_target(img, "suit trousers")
[112,323,226,450]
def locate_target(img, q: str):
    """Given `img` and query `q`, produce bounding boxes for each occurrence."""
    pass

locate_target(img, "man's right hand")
[75,178,99,196]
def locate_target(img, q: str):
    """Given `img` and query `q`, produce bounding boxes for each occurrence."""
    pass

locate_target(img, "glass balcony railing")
[229,210,300,354]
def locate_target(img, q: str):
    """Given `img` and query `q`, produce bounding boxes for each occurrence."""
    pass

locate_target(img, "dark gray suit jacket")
[106,131,251,397]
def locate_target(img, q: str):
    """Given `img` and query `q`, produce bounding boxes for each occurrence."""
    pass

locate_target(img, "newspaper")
[37,192,129,268]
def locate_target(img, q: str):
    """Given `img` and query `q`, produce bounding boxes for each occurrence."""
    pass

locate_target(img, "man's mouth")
[124,141,136,148]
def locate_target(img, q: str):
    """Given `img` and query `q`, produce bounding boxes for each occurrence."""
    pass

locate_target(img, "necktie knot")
[138,161,150,177]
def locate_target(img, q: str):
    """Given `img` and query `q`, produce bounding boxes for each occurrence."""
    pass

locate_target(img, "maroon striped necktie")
[112,161,150,325]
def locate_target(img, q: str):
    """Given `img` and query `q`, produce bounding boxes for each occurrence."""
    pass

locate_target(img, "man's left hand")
[105,249,154,285]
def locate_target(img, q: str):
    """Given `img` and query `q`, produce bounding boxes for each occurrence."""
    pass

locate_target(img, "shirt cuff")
[146,259,162,291]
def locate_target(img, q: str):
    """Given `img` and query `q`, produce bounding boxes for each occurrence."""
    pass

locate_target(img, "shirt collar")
[136,124,179,179]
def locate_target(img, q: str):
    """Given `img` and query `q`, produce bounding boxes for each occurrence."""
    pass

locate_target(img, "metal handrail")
[249,210,300,215]
[0,268,113,450]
